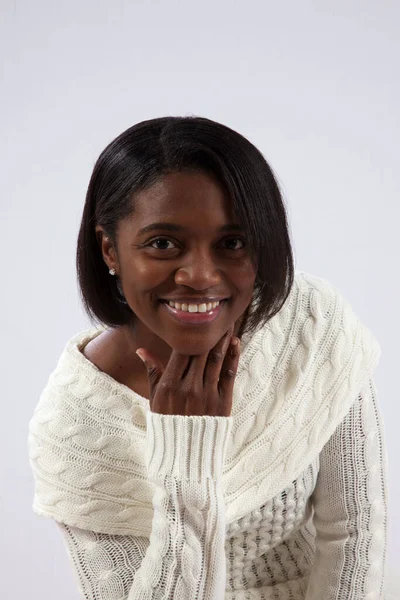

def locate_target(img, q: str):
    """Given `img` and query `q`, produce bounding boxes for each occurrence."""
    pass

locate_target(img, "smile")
[166,300,220,313]
[160,299,226,324]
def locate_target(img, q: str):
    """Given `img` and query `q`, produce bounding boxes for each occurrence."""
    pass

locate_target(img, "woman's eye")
[149,238,176,250]
[223,238,245,250]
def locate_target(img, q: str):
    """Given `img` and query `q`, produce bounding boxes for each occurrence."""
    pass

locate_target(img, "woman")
[28,116,388,599]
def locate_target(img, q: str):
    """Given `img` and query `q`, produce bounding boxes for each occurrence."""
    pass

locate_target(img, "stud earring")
[109,268,116,276]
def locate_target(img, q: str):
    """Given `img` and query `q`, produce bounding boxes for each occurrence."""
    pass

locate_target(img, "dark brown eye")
[223,238,245,250]
[150,238,176,250]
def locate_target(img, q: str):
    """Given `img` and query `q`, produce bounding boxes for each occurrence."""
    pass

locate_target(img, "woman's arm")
[56,411,231,600]
[57,523,149,599]
[305,378,388,599]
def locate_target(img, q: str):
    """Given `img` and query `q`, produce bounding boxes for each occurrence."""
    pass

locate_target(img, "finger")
[136,349,164,403]
[203,325,235,387]
[162,349,191,383]
[218,337,240,411]
[183,351,209,383]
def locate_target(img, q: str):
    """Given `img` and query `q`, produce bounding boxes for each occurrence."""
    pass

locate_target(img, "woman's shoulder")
[80,327,143,393]
[42,324,137,396]
[281,270,365,327]
[245,269,381,381]
[81,327,121,374]
[293,269,344,302]
[248,270,350,342]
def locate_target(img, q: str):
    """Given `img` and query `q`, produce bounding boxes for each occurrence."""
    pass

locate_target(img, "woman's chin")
[167,332,228,357]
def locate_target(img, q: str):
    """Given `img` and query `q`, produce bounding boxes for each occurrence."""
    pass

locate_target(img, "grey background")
[1,0,398,597]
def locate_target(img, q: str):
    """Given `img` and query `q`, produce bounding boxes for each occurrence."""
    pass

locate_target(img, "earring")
[109,268,116,276]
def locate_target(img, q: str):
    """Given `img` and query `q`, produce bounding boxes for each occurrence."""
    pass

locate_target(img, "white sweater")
[28,271,389,599]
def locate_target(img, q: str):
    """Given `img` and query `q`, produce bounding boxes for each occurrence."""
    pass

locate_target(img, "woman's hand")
[136,326,240,417]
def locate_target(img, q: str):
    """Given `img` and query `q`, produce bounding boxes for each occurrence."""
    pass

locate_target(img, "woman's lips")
[161,299,225,324]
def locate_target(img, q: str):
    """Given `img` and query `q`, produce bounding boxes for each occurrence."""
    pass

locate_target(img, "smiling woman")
[28,116,388,599]
[93,170,258,359]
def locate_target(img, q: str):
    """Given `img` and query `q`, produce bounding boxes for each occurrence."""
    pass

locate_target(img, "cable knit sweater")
[28,271,389,599]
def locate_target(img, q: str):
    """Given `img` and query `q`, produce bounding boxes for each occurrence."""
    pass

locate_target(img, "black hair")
[76,115,294,335]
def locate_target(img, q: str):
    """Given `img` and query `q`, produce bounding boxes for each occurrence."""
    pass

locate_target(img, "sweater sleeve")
[56,410,232,600]
[305,378,388,600]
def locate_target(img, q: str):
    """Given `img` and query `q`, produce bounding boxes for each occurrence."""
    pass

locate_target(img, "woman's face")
[100,171,256,355]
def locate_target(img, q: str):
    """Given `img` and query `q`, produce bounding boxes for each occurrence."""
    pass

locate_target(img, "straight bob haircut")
[76,115,295,335]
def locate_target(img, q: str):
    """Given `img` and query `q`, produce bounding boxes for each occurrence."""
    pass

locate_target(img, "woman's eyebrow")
[218,224,244,232]
[137,223,183,236]
[137,222,244,236]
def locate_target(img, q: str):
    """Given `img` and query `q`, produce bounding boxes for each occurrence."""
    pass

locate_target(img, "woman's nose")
[174,253,222,289]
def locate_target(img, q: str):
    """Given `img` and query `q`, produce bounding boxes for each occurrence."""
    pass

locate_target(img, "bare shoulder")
[81,327,149,397]
[81,328,126,378]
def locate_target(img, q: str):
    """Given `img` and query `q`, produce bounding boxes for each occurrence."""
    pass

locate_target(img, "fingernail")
[136,349,146,363]
[231,337,239,346]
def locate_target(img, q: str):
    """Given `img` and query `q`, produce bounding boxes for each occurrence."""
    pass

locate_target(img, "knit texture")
[28,271,388,598]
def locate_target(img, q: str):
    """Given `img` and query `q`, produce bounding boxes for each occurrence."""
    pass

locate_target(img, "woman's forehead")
[124,172,238,231]
[134,171,228,204]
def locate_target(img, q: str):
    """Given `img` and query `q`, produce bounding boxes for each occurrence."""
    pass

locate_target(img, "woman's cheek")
[236,262,256,291]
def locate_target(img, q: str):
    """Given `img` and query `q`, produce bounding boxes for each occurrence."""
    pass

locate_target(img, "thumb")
[136,348,164,400]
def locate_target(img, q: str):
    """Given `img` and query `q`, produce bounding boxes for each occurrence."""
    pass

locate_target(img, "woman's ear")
[95,225,107,249]
[95,226,118,273]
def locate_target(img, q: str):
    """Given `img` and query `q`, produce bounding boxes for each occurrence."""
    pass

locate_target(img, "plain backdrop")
[1,0,399,598]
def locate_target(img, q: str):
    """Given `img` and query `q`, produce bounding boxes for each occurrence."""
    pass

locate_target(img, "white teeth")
[166,300,221,312]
